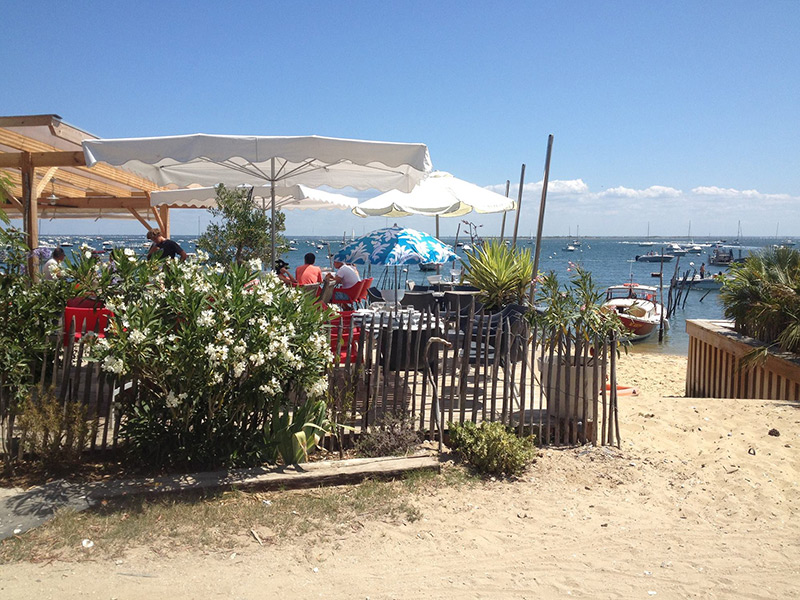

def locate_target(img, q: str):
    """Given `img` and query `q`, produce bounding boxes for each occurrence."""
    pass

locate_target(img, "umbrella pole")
[499,180,510,242]
[529,134,555,305]
[435,215,441,274]
[270,158,277,268]
[511,163,526,249]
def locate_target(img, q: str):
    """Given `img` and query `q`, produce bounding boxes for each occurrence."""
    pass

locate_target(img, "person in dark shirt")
[146,229,187,261]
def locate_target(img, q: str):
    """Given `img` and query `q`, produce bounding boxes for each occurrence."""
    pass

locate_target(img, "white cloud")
[598,185,682,199]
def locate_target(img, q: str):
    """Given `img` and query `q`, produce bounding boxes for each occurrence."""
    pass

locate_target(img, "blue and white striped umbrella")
[333,225,456,266]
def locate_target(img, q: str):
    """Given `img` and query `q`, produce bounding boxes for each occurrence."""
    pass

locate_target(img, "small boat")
[684,273,729,291]
[563,245,576,252]
[59,241,73,247]
[635,251,674,263]
[603,283,669,342]
[418,263,438,272]
[667,243,687,256]
[686,245,703,254]
[708,247,734,266]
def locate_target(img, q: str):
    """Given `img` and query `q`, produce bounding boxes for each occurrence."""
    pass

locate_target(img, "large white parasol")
[149,184,357,211]
[83,134,432,262]
[353,171,515,219]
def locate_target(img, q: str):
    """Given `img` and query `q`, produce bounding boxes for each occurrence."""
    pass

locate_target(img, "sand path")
[1,353,798,599]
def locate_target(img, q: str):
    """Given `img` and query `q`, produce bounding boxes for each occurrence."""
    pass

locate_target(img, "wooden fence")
[686,319,800,401]
[2,306,622,461]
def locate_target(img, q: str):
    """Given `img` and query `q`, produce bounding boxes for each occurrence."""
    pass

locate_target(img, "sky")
[4,1,800,239]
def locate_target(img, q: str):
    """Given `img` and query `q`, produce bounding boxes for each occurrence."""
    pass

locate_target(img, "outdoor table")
[352,307,444,371]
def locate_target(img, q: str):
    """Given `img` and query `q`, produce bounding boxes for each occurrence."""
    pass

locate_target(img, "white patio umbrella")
[149,183,357,211]
[352,171,515,219]
[83,134,432,263]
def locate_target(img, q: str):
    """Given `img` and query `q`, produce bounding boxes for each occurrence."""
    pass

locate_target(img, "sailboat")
[572,224,581,247]
[729,221,743,246]
[638,223,655,247]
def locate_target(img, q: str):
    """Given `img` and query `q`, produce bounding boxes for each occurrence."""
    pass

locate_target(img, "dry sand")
[1,352,798,599]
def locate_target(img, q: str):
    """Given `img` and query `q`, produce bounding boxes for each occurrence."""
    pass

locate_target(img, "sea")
[37,233,790,357]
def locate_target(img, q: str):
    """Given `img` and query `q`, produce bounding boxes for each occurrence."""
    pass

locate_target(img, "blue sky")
[4,1,800,239]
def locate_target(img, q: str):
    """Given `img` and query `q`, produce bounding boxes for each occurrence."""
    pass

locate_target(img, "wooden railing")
[686,319,800,400]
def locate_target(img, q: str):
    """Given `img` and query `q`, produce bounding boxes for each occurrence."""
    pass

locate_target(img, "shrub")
[462,240,533,310]
[17,387,89,467]
[448,421,535,477]
[355,412,422,458]
[721,246,800,353]
[85,251,334,469]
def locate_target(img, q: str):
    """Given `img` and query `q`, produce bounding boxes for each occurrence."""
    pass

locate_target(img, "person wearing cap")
[146,229,187,261]
[275,259,296,285]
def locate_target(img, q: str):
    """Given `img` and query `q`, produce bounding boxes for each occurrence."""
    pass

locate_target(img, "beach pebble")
[13,528,22,535]
[81,539,94,549]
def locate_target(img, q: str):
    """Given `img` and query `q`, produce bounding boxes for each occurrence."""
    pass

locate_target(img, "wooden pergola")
[0,115,172,259]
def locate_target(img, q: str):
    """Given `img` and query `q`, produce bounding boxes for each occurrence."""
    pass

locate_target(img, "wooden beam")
[34,167,58,199]
[0,128,158,191]
[41,196,151,209]
[150,206,165,233]
[127,208,155,231]
[0,114,61,128]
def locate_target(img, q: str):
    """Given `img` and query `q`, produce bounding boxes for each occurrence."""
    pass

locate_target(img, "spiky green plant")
[720,246,800,354]
[462,240,533,310]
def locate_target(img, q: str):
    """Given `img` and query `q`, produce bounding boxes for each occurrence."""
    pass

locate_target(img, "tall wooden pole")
[21,151,39,280]
[499,180,510,242]
[270,157,277,268]
[511,164,526,249]
[529,135,555,304]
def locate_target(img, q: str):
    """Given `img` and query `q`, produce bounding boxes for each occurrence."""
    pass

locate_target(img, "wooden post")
[529,135,555,304]
[21,151,39,279]
[510,164,526,249]
[159,205,171,238]
[499,180,510,242]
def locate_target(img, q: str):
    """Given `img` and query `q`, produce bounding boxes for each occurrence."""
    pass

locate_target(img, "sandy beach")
[1,352,798,599]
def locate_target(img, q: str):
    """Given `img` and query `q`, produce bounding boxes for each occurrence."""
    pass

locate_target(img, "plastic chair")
[329,310,360,363]
[400,291,437,312]
[63,306,113,346]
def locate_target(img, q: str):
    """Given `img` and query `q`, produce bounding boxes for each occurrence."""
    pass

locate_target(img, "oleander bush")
[448,421,536,477]
[84,250,335,469]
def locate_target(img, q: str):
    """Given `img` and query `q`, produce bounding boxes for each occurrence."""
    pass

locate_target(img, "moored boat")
[603,283,669,342]
[635,251,674,263]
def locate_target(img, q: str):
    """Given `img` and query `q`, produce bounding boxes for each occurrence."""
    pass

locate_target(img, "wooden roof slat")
[0,127,159,191]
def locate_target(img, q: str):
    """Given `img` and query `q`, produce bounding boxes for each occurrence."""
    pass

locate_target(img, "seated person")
[295,252,323,285]
[275,259,296,285]
[146,229,187,261]
[325,260,361,302]
[43,247,66,280]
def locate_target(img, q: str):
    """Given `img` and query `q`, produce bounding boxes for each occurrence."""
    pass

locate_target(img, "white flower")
[129,329,146,344]
[233,361,247,378]
[124,248,135,257]
[308,378,328,398]
[84,250,92,259]
[198,310,214,327]
[247,258,263,271]
[165,391,180,408]
[102,355,125,375]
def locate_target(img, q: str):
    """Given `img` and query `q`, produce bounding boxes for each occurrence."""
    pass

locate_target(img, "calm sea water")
[43,234,787,357]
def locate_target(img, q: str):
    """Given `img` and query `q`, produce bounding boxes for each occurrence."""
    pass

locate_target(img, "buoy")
[606,383,638,396]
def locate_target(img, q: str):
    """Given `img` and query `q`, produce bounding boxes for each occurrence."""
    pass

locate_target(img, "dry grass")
[0,465,474,564]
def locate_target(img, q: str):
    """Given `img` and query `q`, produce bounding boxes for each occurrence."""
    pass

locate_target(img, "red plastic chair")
[63,306,113,346]
[329,310,360,363]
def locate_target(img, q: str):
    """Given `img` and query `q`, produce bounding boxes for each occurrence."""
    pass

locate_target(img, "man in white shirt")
[326,260,361,302]
[42,247,66,280]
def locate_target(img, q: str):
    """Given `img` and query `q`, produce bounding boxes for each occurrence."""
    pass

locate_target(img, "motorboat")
[603,283,669,342]
[684,273,730,291]
[667,243,687,256]
[708,247,734,266]
[686,245,703,254]
[563,244,576,252]
[635,251,674,263]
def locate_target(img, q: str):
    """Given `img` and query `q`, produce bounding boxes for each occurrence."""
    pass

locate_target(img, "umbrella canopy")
[333,225,456,266]
[149,184,357,211]
[83,134,432,263]
[83,134,431,192]
[353,171,515,218]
